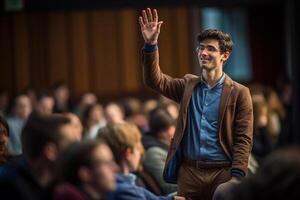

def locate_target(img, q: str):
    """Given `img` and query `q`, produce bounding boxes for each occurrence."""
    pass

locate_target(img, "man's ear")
[44,143,58,162]
[78,167,92,183]
[123,148,132,160]
[222,51,230,62]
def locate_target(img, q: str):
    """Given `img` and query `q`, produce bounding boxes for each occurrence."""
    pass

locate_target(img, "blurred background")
[1,0,300,146]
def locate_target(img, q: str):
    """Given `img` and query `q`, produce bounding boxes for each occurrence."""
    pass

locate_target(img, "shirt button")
[205,103,208,106]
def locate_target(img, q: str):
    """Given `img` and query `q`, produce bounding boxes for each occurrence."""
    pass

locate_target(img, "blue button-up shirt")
[183,73,228,161]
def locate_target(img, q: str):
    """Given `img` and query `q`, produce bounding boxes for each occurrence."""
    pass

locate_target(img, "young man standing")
[139,8,253,200]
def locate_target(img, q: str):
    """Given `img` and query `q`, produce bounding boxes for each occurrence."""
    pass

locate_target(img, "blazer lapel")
[218,75,233,132]
[174,76,201,146]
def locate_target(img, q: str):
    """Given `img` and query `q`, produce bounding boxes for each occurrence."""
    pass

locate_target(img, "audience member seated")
[52,81,72,113]
[142,108,177,195]
[0,116,9,165]
[264,87,286,143]
[82,104,106,139]
[35,91,55,115]
[0,90,9,118]
[158,96,179,120]
[53,140,118,200]
[252,101,274,163]
[104,102,125,124]
[0,113,80,200]
[64,112,83,141]
[73,92,98,118]
[228,146,300,200]
[7,94,32,155]
[97,122,185,200]
[121,97,149,134]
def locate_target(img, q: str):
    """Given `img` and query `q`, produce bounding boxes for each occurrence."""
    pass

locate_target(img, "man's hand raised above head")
[139,8,163,45]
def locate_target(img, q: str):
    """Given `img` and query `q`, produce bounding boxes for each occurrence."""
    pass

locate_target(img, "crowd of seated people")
[0,78,297,199]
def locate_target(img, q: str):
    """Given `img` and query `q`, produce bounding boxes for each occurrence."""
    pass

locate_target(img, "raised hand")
[174,196,186,200]
[139,8,163,45]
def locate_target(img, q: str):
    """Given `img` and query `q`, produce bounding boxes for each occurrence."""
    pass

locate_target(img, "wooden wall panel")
[0,15,13,94]
[67,11,90,94]
[27,13,49,90]
[118,9,140,93]
[13,13,31,93]
[0,7,193,100]
[88,10,120,95]
[46,12,70,86]
[174,8,192,76]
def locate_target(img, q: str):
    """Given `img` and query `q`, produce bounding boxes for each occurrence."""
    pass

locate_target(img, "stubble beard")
[200,63,218,73]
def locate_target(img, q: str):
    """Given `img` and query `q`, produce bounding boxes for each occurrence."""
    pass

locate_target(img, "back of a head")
[149,108,174,136]
[197,29,234,54]
[21,113,70,161]
[97,122,142,165]
[230,146,300,200]
[13,94,32,119]
[58,140,103,185]
[120,98,141,118]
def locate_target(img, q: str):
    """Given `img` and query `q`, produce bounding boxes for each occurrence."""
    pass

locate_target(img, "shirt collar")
[117,173,137,185]
[201,73,225,90]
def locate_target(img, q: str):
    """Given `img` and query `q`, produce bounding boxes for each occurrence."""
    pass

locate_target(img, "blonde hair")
[97,122,143,164]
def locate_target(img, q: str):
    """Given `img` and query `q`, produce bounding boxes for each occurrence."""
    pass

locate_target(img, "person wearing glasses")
[139,8,253,200]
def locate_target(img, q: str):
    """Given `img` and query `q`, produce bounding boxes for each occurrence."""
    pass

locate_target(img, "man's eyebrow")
[199,44,217,49]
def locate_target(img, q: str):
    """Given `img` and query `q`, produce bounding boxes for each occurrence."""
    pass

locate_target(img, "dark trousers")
[177,163,231,200]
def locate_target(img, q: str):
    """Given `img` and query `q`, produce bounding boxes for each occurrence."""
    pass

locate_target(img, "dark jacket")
[0,156,55,200]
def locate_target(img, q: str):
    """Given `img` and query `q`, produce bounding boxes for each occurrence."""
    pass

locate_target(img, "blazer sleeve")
[231,87,253,174]
[142,49,186,103]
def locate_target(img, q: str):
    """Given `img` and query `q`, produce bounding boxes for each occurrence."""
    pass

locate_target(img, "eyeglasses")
[196,44,219,53]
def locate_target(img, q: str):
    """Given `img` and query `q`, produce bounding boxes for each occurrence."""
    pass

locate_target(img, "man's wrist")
[143,43,158,53]
[231,168,245,178]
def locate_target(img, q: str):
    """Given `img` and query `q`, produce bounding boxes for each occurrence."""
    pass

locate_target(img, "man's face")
[197,39,229,72]
[127,142,143,172]
[65,113,83,141]
[54,86,69,104]
[38,97,54,114]
[15,95,32,120]
[105,104,124,123]
[89,144,117,193]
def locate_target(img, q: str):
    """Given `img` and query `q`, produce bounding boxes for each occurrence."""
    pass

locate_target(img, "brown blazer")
[142,49,253,182]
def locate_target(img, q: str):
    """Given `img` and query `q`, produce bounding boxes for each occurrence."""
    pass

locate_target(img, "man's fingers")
[157,21,163,33]
[153,9,158,23]
[142,10,148,24]
[146,8,153,22]
[139,16,145,28]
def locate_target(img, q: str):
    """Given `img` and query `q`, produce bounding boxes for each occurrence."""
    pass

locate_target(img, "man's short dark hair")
[36,90,52,102]
[57,140,105,186]
[149,108,174,136]
[197,29,234,54]
[52,80,68,91]
[21,113,70,160]
[230,146,300,200]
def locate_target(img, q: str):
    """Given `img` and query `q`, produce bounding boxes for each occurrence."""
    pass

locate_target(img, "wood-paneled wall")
[0,7,193,99]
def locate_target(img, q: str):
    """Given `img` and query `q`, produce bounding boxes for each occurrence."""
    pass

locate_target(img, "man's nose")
[200,48,209,56]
